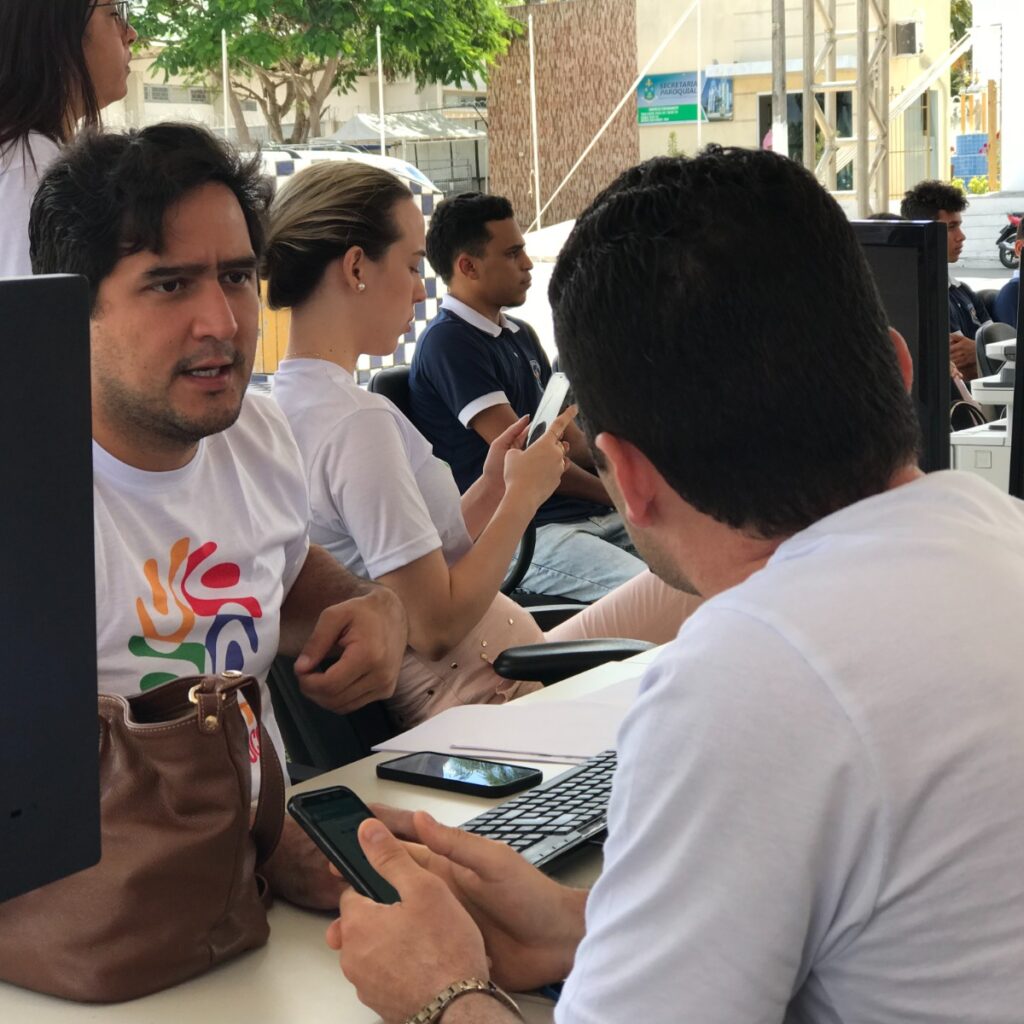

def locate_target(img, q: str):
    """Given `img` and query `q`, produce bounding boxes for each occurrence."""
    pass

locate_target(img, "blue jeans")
[519,512,647,602]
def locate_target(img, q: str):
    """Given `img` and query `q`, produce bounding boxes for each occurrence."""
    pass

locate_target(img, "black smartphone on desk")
[287,786,400,904]
[377,752,543,797]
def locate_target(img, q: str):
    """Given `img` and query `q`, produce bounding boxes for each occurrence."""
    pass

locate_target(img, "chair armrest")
[492,639,655,686]
[501,522,537,595]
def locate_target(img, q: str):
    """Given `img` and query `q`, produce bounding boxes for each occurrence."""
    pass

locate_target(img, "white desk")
[0,657,651,1023]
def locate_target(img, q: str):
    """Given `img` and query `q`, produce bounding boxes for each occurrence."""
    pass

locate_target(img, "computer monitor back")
[0,275,100,903]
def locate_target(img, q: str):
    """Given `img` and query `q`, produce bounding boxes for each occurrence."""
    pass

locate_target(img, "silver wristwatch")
[404,978,522,1024]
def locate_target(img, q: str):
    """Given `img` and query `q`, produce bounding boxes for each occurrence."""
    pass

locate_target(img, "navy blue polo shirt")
[949,280,986,340]
[408,299,609,526]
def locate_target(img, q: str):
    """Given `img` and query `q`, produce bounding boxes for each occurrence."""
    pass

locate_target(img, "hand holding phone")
[526,372,573,447]
[287,786,400,903]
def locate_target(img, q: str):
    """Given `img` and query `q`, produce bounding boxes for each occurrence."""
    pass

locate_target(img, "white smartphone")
[525,372,572,447]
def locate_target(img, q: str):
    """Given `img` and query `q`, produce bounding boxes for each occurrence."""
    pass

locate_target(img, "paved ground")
[960,265,1017,289]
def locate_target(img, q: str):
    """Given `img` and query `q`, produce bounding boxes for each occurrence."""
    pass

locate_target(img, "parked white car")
[247,146,440,194]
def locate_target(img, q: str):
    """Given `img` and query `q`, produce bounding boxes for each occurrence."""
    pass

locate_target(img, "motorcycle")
[996,212,1022,269]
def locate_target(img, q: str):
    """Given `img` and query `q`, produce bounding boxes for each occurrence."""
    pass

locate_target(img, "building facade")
[489,0,956,229]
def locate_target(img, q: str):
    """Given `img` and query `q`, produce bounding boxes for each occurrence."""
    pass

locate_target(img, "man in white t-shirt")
[29,123,408,910]
[331,149,1024,1022]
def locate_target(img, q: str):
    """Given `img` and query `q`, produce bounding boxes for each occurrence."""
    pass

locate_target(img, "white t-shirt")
[272,358,472,580]
[0,133,61,278]
[560,471,1024,1024]
[92,394,310,782]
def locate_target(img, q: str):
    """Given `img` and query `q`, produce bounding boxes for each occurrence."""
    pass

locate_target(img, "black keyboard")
[459,750,617,868]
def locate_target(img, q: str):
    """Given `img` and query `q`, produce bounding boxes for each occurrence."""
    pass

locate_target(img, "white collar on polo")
[441,294,521,337]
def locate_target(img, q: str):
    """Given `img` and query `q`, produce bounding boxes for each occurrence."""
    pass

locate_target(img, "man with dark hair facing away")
[993,216,1021,328]
[408,191,648,601]
[330,149,1024,1024]
[900,179,985,379]
[29,122,408,910]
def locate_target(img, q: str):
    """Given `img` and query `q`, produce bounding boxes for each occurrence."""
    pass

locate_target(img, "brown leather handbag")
[0,671,284,1003]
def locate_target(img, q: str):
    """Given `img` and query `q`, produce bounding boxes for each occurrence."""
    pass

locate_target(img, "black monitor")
[0,275,100,903]
[1008,278,1024,500]
[852,220,950,471]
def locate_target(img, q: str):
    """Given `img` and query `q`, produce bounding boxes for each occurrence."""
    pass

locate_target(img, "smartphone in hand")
[287,786,399,904]
[525,372,573,447]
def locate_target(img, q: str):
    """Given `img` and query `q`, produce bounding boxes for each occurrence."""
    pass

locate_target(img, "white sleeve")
[310,407,443,579]
[557,607,887,1024]
[0,135,60,278]
[248,394,310,595]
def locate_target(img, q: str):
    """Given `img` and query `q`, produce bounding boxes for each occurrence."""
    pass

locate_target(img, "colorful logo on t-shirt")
[129,537,263,693]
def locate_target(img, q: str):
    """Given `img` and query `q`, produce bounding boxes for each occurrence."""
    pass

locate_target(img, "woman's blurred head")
[83,2,137,113]
[0,0,136,150]
[263,160,427,357]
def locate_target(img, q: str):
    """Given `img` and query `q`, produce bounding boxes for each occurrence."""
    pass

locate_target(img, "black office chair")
[975,321,1015,380]
[368,364,537,595]
[976,288,999,324]
[267,655,397,781]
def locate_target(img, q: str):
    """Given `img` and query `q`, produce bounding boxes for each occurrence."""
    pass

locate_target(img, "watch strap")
[404,978,522,1024]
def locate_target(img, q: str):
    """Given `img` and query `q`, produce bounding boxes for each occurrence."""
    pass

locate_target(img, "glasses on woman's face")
[93,1,132,34]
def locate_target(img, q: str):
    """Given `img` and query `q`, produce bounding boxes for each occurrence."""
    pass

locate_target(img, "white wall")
[973,0,1024,191]
[635,0,952,175]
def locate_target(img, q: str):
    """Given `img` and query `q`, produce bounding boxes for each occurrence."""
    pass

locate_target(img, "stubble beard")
[95,351,249,456]
[628,526,701,596]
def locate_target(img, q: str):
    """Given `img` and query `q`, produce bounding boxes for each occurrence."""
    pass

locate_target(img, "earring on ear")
[357,282,366,292]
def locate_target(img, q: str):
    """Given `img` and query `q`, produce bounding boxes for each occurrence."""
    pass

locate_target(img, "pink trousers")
[386,571,701,728]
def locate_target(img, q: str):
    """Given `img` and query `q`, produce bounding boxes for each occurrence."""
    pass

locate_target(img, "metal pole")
[528,14,542,228]
[876,0,890,211]
[825,0,837,189]
[696,0,702,149]
[802,0,815,170]
[376,25,386,156]
[771,0,789,157]
[855,0,869,215]
[221,30,230,141]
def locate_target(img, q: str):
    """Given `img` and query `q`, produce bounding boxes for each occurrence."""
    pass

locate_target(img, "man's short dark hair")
[549,147,921,540]
[425,191,515,283]
[30,123,271,311]
[899,180,968,220]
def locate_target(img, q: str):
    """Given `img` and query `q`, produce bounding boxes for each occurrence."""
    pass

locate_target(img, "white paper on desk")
[372,700,630,763]
[581,673,645,708]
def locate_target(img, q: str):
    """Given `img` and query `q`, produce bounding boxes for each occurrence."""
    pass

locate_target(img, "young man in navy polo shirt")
[408,192,646,600]
[900,180,986,381]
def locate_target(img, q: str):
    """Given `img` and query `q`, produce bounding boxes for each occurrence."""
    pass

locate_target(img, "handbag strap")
[189,673,285,866]
[244,679,285,867]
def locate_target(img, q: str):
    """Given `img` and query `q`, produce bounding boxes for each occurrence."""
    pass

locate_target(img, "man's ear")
[1014,238,1023,258]
[889,326,914,393]
[594,432,660,527]
[455,253,479,281]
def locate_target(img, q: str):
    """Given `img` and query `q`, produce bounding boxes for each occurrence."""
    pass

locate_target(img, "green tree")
[950,0,972,95]
[134,0,518,145]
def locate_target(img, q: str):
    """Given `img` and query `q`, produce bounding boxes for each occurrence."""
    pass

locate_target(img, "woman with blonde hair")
[266,161,699,727]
